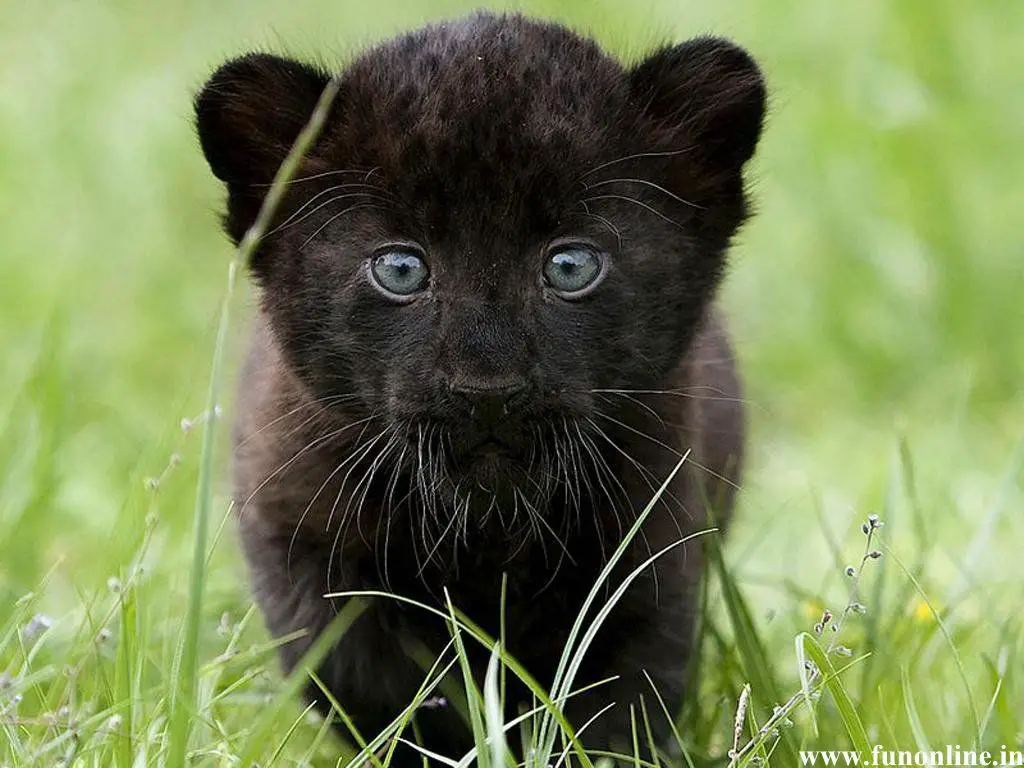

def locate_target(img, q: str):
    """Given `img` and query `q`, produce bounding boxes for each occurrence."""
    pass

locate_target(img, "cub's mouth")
[453,427,536,467]
[466,436,514,455]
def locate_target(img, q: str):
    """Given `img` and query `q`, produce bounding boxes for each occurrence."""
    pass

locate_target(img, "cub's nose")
[448,377,529,424]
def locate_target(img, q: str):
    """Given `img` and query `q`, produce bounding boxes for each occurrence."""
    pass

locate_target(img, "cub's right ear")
[194,53,332,238]
[629,38,766,177]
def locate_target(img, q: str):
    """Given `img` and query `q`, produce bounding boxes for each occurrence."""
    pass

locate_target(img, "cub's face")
[196,13,764,497]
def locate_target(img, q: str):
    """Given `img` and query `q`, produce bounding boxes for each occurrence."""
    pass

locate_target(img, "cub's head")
[196,12,764,503]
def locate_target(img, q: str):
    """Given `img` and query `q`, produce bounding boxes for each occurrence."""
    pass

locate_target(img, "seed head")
[22,613,54,641]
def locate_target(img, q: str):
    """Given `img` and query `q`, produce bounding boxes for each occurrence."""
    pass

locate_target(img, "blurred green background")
[0,0,1022,757]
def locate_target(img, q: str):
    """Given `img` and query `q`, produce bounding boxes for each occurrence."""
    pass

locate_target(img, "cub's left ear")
[194,53,333,241]
[195,53,331,187]
[629,37,766,172]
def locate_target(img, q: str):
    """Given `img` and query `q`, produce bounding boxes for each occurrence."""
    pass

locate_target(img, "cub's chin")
[437,448,554,524]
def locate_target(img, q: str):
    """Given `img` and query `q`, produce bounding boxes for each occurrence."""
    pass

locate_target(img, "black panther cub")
[195,11,764,763]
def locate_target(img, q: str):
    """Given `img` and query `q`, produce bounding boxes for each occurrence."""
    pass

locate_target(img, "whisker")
[358,430,401,588]
[235,393,360,450]
[590,387,750,405]
[560,418,585,527]
[582,418,666,598]
[586,415,683,526]
[326,426,399,593]
[321,426,387,534]
[583,177,701,210]
[575,422,628,559]
[380,429,410,589]
[593,409,741,493]
[417,499,462,578]
[299,203,388,250]
[286,416,381,577]
[264,187,395,239]
[239,413,376,520]
[592,391,665,427]
[581,194,685,232]
[250,166,382,188]
[577,147,695,180]
[575,203,623,251]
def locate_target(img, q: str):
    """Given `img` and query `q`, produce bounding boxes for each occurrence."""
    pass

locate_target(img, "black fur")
[195,11,764,764]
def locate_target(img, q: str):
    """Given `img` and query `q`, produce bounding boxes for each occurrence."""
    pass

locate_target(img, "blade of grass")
[857,441,903,702]
[264,701,317,768]
[445,589,489,768]
[794,632,819,740]
[901,667,933,759]
[638,696,659,768]
[733,654,870,765]
[540,453,690,756]
[642,671,696,768]
[165,74,341,768]
[552,702,616,768]
[629,705,641,768]
[742,691,771,767]
[706,524,799,764]
[398,738,461,767]
[798,633,871,754]
[677,557,711,735]
[542,527,717,764]
[500,573,508,744]
[977,665,1003,746]
[458,683,617,768]
[300,708,340,765]
[237,594,366,767]
[888,548,981,746]
[484,641,507,768]
[307,672,376,768]
[114,584,136,768]
[328,589,597,768]
[379,657,464,768]
[947,431,1024,608]
[378,638,462,768]
[992,623,1021,743]
[401,635,475,730]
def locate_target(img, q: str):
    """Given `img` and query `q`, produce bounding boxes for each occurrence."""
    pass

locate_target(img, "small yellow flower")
[804,601,825,620]
[912,599,938,623]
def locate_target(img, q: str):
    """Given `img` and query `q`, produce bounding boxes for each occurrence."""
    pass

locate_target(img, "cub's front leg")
[236,516,468,764]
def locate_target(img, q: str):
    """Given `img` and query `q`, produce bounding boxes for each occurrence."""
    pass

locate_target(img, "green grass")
[2,0,1022,765]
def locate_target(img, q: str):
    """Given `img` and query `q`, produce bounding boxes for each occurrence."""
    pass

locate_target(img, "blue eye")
[370,250,430,297]
[543,246,604,296]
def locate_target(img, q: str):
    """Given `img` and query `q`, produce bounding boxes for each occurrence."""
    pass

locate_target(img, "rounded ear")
[194,53,332,239]
[195,53,331,185]
[629,37,766,173]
